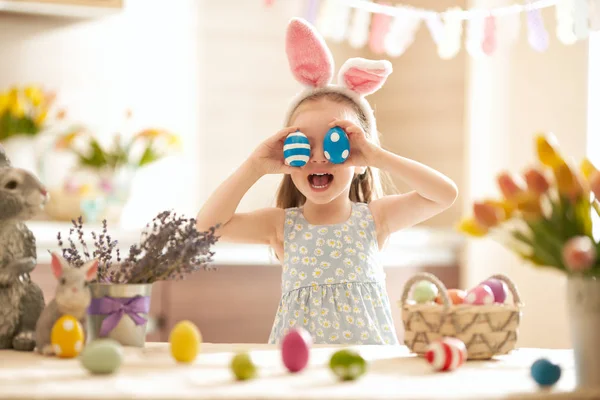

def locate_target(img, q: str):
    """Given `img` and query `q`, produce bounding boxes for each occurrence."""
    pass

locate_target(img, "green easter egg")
[412,280,439,303]
[329,349,367,381]
[80,339,124,375]
[230,352,257,381]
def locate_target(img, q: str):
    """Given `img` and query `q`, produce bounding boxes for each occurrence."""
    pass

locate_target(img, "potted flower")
[0,84,64,175]
[56,210,219,347]
[457,132,600,390]
[50,116,181,223]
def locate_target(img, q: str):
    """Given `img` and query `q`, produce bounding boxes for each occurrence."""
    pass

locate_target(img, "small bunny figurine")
[0,144,49,351]
[35,252,99,356]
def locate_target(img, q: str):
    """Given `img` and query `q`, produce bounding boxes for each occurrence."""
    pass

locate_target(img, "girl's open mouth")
[308,173,333,191]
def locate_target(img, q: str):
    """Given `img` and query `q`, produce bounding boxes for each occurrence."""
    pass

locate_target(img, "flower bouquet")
[49,116,181,223]
[457,132,600,388]
[0,84,65,174]
[56,210,219,347]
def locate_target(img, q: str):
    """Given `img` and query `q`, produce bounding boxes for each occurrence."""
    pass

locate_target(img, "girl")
[196,18,458,345]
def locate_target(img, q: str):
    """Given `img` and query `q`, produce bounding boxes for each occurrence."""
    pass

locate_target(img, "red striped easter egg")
[425,338,467,372]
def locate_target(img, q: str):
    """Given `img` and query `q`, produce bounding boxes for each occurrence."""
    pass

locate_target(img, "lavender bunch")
[56,211,220,284]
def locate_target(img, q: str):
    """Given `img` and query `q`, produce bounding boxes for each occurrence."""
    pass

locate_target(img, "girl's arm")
[331,119,458,242]
[195,126,298,246]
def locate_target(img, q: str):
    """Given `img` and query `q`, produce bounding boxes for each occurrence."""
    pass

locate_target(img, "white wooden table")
[0,343,597,399]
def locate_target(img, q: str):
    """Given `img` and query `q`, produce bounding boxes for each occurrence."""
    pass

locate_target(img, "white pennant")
[556,0,577,45]
[573,0,590,39]
[383,6,421,57]
[348,1,372,48]
[438,7,463,59]
[315,0,338,39]
[591,0,600,31]
[466,14,486,58]
[425,13,444,45]
[329,0,351,43]
[496,12,521,49]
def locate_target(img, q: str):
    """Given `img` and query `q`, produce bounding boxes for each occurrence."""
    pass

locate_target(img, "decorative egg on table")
[284,131,311,167]
[425,337,467,372]
[530,358,561,386]
[435,289,467,305]
[329,349,367,381]
[169,320,202,363]
[412,280,439,304]
[80,339,124,375]
[281,327,312,373]
[464,284,494,305]
[230,352,258,381]
[51,315,85,358]
[481,278,508,303]
[323,126,350,164]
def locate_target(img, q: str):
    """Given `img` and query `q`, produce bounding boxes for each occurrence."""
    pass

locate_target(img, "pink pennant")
[368,3,393,54]
[482,15,496,55]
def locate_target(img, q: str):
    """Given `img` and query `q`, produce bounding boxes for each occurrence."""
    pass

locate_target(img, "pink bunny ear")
[286,17,334,88]
[50,252,66,278]
[83,259,99,281]
[338,58,393,96]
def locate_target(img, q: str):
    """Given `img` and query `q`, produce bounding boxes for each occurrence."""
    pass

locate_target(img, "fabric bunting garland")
[265,0,600,59]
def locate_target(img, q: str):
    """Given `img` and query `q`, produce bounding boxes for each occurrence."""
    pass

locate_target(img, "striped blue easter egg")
[284,131,311,167]
[323,126,350,164]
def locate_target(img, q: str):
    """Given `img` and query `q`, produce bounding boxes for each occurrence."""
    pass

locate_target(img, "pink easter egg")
[482,278,508,303]
[425,337,467,372]
[281,328,312,373]
[465,284,494,305]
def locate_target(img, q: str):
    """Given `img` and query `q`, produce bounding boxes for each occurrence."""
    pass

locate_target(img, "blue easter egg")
[323,127,350,164]
[284,131,310,167]
[531,358,561,386]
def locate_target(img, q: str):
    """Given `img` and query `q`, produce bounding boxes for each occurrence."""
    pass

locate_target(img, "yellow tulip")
[580,158,598,181]
[137,128,162,139]
[553,160,582,201]
[35,109,48,126]
[0,93,8,115]
[514,191,543,218]
[55,131,81,149]
[455,217,488,237]
[167,134,181,148]
[524,168,550,195]
[24,86,43,107]
[535,132,563,168]
[8,89,24,118]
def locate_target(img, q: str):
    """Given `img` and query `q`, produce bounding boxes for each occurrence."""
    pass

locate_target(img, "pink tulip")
[473,202,504,227]
[497,172,524,200]
[524,168,550,195]
[590,171,600,200]
[562,236,597,272]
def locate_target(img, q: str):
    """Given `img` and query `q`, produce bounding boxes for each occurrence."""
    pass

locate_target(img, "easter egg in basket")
[51,315,85,358]
[284,131,311,167]
[464,284,494,305]
[435,288,467,305]
[481,278,508,303]
[425,337,467,372]
[323,127,350,164]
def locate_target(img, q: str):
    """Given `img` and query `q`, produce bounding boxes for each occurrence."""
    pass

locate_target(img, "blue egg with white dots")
[284,131,311,167]
[531,358,561,387]
[323,126,350,164]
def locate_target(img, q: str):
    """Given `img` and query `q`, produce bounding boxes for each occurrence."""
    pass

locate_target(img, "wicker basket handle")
[483,273,523,306]
[400,272,451,311]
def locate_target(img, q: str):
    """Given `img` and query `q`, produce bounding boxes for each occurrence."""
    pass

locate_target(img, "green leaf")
[138,144,160,167]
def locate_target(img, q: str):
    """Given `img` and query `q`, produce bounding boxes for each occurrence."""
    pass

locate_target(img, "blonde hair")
[275,91,395,209]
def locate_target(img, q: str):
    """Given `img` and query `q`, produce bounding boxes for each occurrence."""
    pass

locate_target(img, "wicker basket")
[399,272,523,360]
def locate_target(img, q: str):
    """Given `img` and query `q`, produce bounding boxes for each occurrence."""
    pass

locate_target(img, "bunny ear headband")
[284,17,393,136]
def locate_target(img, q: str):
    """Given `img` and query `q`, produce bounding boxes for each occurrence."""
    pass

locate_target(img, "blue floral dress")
[268,202,399,345]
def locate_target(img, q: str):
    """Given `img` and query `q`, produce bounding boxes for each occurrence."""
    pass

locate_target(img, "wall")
[0,0,202,229]
[462,1,590,348]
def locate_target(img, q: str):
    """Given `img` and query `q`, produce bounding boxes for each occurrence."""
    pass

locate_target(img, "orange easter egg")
[435,289,467,305]
[51,315,85,358]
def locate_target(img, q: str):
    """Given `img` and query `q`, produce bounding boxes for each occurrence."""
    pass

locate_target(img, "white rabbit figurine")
[35,252,98,356]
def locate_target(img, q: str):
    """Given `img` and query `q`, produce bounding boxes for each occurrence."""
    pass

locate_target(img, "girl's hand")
[250,126,299,176]
[329,118,379,167]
